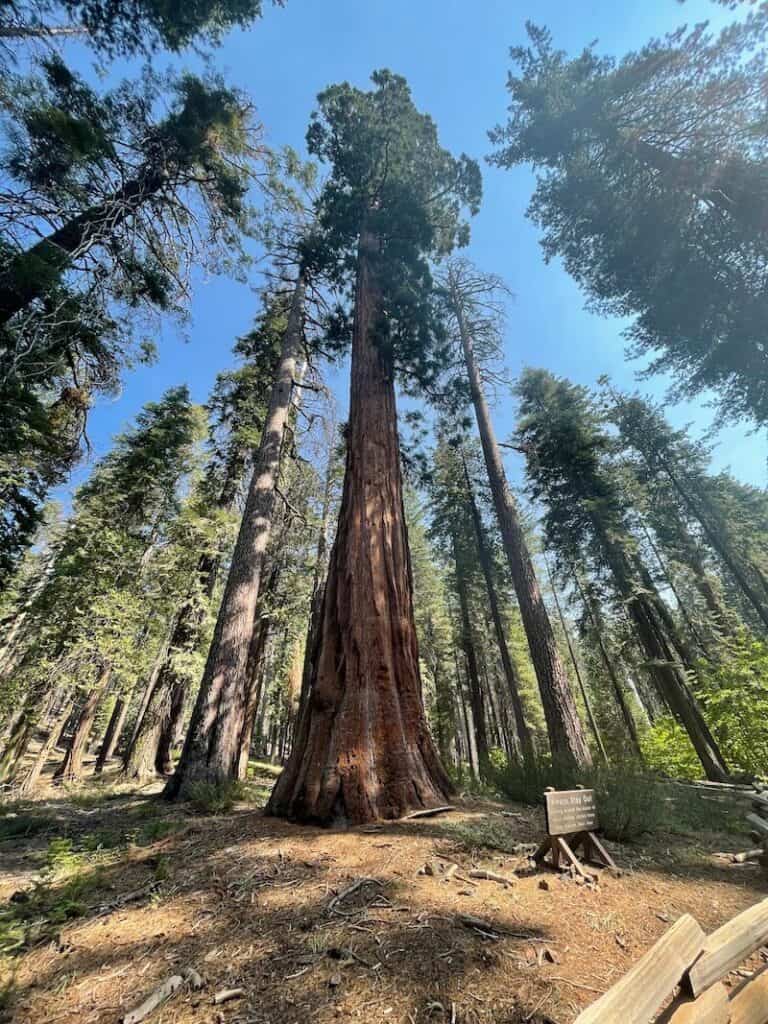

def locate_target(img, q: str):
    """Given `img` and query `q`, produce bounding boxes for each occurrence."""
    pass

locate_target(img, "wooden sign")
[545,788,598,836]
[534,787,618,878]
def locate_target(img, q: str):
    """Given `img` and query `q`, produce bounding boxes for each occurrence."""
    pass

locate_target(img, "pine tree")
[515,369,730,782]
[490,17,768,427]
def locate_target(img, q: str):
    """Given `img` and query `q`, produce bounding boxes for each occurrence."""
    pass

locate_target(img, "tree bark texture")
[165,274,306,799]
[266,234,452,825]
[461,455,535,764]
[54,664,112,783]
[452,290,591,769]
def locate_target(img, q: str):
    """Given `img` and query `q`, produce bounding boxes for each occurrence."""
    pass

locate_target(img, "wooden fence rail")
[574,896,768,1024]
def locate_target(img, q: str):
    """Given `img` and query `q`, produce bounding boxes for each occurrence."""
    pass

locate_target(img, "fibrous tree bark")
[266,233,452,825]
[165,273,306,799]
[461,453,535,764]
[448,271,591,770]
[17,699,73,795]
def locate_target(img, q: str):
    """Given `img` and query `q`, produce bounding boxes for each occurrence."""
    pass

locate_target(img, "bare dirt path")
[1,774,766,1024]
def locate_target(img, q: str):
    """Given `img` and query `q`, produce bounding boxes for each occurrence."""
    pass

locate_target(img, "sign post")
[533,787,618,878]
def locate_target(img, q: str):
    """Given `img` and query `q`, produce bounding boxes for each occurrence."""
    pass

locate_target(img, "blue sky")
[54,0,765,497]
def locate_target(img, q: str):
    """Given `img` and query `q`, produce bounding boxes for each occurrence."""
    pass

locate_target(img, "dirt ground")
[1,767,767,1024]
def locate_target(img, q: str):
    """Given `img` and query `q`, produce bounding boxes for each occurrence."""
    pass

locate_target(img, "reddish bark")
[94,695,129,773]
[266,233,452,825]
[17,700,73,794]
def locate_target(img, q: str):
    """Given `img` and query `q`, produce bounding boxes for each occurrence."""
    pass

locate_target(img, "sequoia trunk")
[266,232,452,825]
[165,274,306,799]
[453,292,591,769]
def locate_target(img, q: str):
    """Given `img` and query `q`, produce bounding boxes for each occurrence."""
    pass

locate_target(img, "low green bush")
[186,780,247,815]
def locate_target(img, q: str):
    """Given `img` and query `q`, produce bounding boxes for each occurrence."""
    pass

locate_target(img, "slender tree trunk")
[267,233,452,825]
[155,679,186,776]
[0,685,56,782]
[54,664,112,783]
[639,525,711,658]
[16,700,74,795]
[454,551,489,775]
[452,291,591,769]
[571,569,642,756]
[94,695,129,773]
[297,450,336,725]
[544,560,608,764]
[461,454,535,764]
[602,538,729,781]
[0,169,165,326]
[236,597,274,778]
[166,273,306,799]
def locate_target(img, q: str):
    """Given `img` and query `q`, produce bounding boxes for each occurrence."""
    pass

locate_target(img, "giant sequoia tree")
[490,17,768,428]
[267,71,481,825]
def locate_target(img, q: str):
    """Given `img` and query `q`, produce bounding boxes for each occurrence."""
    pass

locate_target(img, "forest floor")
[0,761,767,1024]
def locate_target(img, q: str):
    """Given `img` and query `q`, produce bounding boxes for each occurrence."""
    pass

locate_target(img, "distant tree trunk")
[236,585,275,779]
[0,684,56,782]
[296,448,336,725]
[602,537,729,781]
[461,454,535,764]
[571,569,642,757]
[16,700,74,795]
[454,548,489,775]
[166,273,306,800]
[54,664,112,783]
[451,287,591,770]
[155,679,186,776]
[267,233,452,825]
[544,560,608,764]
[126,642,169,754]
[94,695,129,773]
[639,524,711,658]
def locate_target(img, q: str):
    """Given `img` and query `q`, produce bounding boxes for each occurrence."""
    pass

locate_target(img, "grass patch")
[0,813,56,843]
[247,760,282,779]
[437,817,524,855]
[186,780,248,815]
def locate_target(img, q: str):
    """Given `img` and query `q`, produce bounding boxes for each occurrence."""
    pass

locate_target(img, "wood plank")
[586,831,619,871]
[573,915,705,1024]
[686,898,768,998]
[751,793,768,814]
[746,813,768,837]
[556,835,591,880]
[655,982,729,1024]
[729,965,768,1024]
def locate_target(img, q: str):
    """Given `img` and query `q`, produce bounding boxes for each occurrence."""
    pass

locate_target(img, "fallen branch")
[730,848,765,864]
[400,805,456,820]
[122,975,183,1024]
[213,988,246,1005]
[468,869,516,887]
[328,877,382,913]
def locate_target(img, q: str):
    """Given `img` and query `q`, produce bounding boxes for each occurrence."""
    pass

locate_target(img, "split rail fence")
[574,895,768,1024]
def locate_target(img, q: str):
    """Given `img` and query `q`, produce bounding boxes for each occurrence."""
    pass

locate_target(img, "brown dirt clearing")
[1,772,767,1024]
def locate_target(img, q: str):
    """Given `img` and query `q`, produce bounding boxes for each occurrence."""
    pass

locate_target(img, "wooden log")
[574,915,705,1024]
[745,813,768,837]
[751,793,768,814]
[655,982,729,1024]
[122,975,184,1024]
[686,898,768,998]
[731,849,765,864]
[729,965,768,1024]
